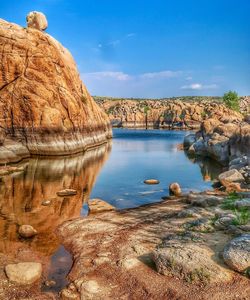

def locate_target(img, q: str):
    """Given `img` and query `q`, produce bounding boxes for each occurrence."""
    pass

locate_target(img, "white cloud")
[126,33,136,38]
[185,76,193,81]
[83,71,131,81]
[181,83,218,90]
[107,40,120,47]
[140,70,182,79]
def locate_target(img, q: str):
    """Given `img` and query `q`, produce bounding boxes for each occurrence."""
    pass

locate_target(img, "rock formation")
[0,14,111,164]
[184,117,249,164]
[95,97,246,129]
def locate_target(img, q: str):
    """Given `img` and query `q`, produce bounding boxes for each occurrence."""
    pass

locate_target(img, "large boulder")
[0,15,111,164]
[223,234,250,273]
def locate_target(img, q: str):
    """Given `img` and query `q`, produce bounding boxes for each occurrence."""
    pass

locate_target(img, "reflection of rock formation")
[185,153,223,182]
[0,142,111,257]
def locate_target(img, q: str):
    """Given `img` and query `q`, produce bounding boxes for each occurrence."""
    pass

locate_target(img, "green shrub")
[232,208,250,226]
[223,91,240,111]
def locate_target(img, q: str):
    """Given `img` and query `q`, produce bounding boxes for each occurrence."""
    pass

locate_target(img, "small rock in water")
[57,189,77,197]
[44,280,56,287]
[26,11,48,31]
[5,262,42,285]
[18,224,37,238]
[144,179,160,185]
[169,182,182,196]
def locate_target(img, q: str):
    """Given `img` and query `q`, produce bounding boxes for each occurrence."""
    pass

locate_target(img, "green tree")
[223,90,240,111]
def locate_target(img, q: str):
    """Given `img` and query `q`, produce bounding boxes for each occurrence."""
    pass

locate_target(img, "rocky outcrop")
[95,96,245,129]
[0,14,111,164]
[184,117,250,165]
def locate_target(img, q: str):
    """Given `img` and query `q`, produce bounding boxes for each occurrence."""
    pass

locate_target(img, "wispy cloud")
[140,70,182,79]
[126,33,136,38]
[83,71,131,81]
[83,70,182,82]
[181,83,218,90]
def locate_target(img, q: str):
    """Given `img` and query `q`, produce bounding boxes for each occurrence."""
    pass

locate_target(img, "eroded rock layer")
[0,18,111,164]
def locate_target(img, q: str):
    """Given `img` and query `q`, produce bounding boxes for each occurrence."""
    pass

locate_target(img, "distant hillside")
[94,96,247,129]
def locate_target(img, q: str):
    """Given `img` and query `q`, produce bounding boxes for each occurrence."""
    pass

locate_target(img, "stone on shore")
[144,179,160,185]
[169,182,182,196]
[223,234,250,273]
[218,169,245,183]
[5,262,42,285]
[18,225,37,238]
[235,199,250,209]
[57,189,77,197]
[26,11,48,31]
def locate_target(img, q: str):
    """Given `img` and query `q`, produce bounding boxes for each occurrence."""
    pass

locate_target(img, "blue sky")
[1,0,249,97]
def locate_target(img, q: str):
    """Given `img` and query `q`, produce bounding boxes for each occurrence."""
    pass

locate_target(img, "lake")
[0,129,223,292]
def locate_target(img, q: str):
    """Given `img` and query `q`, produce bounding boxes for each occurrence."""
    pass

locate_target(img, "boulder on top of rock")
[5,262,42,285]
[144,179,160,185]
[57,189,77,197]
[18,225,37,238]
[218,169,245,183]
[169,182,182,196]
[223,234,250,273]
[26,11,48,31]
[88,199,115,214]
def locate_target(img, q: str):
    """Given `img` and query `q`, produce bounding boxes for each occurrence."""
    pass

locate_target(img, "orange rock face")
[0,18,111,164]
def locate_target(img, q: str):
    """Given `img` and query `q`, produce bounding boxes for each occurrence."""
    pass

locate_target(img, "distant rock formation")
[95,97,244,129]
[0,13,111,164]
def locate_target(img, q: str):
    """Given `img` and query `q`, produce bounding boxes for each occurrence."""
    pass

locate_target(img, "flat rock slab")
[89,198,116,214]
[153,240,231,283]
[144,179,160,185]
[5,262,42,285]
[57,189,77,197]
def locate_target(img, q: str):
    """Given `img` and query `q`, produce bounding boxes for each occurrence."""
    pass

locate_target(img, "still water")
[90,129,223,209]
[0,129,223,292]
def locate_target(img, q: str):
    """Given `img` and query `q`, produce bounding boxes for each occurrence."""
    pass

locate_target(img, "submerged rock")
[169,182,182,196]
[5,262,42,285]
[223,234,250,273]
[18,225,38,238]
[144,179,160,185]
[88,198,115,214]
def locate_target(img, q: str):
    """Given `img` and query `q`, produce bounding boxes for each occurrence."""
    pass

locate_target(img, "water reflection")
[0,142,111,260]
[185,153,224,182]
